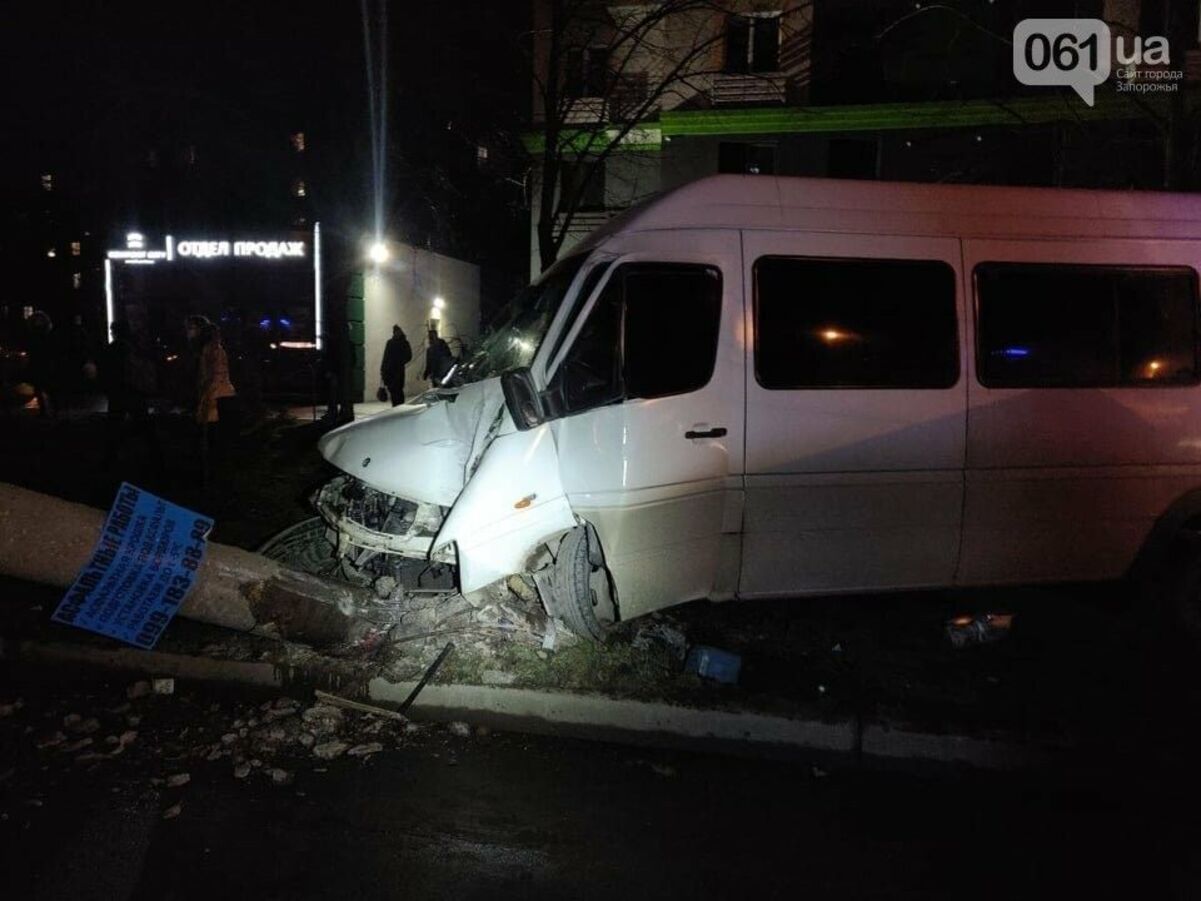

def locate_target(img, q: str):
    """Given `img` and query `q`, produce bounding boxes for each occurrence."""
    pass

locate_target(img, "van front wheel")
[545,526,617,641]
[1158,530,1201,643]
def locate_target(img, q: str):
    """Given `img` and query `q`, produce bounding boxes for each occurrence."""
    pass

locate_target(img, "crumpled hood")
[317,379,505,508]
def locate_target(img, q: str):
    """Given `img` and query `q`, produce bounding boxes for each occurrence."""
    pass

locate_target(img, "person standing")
[64,314,94,413]
[185,315,236,481]
[101,320,163,472]
[25,310,58,417]
[423,328,453,388]
[380,325,412,407]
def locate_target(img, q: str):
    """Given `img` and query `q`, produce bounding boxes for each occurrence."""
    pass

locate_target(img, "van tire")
[1158,530,1201,644]
[547,525,617,641]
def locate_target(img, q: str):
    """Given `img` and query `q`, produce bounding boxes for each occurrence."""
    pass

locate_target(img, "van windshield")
[449,254,587,385]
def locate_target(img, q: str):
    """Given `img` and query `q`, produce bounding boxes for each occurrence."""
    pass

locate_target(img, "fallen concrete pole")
[0,482,388,654]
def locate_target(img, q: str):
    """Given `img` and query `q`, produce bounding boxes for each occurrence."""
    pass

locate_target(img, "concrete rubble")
[312,741,348,761]
[630,620,688,661]
[0,675,457,829]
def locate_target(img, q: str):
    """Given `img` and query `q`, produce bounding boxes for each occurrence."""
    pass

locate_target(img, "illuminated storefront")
[104,223,323,351]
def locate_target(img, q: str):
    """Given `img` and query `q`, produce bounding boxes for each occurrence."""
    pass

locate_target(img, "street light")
[368,241,390,265]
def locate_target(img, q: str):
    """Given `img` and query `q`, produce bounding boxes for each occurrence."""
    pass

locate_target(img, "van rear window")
[754,256,959,389]
[975,263,1200,388]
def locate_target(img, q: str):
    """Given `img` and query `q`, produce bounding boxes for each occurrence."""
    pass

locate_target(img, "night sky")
[1,0,528,265]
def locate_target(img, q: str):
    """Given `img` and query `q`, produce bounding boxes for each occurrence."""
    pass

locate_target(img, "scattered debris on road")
[631,619,688,661]
[0,699,24,717]
[480,669,517,686]
[313,690,406,721]
[946,613,1015,649]
[312,740,349,760]
[0,674,460,834]
[684,645,742,685]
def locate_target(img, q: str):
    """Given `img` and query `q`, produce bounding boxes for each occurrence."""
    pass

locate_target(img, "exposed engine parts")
[312,476,455,597]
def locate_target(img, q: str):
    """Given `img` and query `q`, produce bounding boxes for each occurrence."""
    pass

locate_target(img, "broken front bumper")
[313,476,450,562]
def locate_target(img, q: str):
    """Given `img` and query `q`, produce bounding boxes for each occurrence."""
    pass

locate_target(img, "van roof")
[594,175,1201,242]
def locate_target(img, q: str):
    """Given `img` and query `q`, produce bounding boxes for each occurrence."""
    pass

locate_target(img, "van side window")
[554,263,723,414]
[754,256,959,389]
[975,263,1200,387]
[624,265,722,399]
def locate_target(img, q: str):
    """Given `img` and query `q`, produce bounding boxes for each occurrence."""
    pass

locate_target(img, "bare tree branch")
[527,0,793,270]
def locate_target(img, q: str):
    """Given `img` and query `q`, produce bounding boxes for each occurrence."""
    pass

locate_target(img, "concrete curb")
[367,677,856,753]
[860,723,1063,769]
[0,637,1065,769]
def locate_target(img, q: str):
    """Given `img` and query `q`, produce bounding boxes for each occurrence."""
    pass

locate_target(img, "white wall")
[363,243,480,402]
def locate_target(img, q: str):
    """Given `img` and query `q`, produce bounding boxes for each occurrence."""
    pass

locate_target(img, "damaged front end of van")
[312,375,600,632]
[317,376,560,579]
[306,253,625,639]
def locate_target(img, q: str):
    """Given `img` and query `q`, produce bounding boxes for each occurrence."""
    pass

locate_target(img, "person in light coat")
[185,315,236,482]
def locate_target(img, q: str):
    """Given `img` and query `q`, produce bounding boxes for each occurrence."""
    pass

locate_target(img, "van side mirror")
[501,367,546,431]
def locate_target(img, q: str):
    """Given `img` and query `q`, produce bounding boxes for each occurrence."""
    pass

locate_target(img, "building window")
[23,305,33,319]
[754,256,959,389]
[293,179,307,198]
[70,241,81,256]
[975,263,1200,387]
[555,263,722,414]
[560,159,606,211]
[565,46,610,98]
[724,13,781,74]
[290,131,306,152]
[40,173,53,192]
[476,144,489,165]
[72,272,82,290]
[718,142,776,175]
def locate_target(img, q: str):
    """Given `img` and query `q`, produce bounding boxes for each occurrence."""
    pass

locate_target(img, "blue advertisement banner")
[52,484,213,649]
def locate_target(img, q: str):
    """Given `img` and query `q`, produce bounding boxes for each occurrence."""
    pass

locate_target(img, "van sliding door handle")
[685,427,727,439]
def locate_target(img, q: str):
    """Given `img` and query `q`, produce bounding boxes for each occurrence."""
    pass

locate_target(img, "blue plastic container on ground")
[685,645,742,684]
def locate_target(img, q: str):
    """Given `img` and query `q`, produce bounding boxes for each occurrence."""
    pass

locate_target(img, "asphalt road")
[1,673,1197,901]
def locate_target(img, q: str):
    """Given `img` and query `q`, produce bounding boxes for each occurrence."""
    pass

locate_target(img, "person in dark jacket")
[423,329,453,388]
[102,320,163,471]
[25,310,58,417]
[380,325,412,406]
[63,314,94,412]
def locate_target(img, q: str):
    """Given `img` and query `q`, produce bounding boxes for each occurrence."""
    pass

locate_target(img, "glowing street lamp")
[368,241,390,265]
